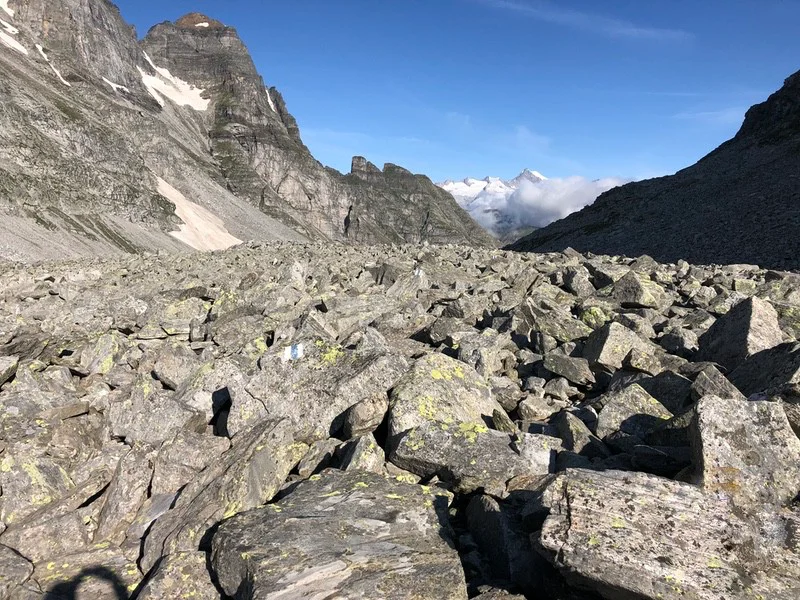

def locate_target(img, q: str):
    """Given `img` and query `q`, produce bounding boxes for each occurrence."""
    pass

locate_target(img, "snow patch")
[102,77,129,94]
[0,0,13,18]
[0,18,26,55]
[195,22,209,28]
[156,176,242,251]
[36,44,71,86]
[265,87,277,112]
[138,52,210,111]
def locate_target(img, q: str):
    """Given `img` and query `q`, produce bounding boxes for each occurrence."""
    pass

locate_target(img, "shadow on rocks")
[43,567,129,600]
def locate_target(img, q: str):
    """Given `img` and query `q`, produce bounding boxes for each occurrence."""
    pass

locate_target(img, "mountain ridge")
[509,69,800,270]
[0,1,493,261]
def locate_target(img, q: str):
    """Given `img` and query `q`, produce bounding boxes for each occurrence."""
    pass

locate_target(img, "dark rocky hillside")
[509,70,800,270]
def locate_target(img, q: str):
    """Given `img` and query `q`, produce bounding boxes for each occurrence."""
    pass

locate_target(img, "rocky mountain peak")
[0,0,492,260]
[351,156,381,175]
[174,12,226,30]
[736,69,800,144]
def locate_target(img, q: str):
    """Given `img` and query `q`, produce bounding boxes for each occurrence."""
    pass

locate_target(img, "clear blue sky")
[115,0,800,181]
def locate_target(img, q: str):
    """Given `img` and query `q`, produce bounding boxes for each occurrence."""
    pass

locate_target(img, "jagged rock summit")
[510,69,800,270]
[0,1,493,261]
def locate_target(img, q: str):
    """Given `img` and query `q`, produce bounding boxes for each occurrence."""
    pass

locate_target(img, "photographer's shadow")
[43,567,129,600]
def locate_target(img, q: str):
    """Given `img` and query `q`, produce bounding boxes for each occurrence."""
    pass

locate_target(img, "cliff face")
[140,16,493,245]
[0,3,492,261]
[509,70,800,270]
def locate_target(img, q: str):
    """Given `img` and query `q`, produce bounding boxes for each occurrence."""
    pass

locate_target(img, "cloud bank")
[452,176,628,238]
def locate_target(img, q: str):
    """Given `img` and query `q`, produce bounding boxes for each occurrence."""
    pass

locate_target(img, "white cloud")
[447,175,627,236]
[505,177,626,228]
[474,0,692,41]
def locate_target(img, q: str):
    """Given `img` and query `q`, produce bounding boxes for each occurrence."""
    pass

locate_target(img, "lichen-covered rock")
[245,339,407,442]
[211,470,468,599]
[691,395,800,513]
[696,296,784,372]
[141,418,307,571]
[391,421,560,494]
[535,469,800,600]
[388,353,501,442]
[136,552,219,600]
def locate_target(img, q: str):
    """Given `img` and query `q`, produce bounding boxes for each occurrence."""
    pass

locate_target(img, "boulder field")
[0,242,798,598]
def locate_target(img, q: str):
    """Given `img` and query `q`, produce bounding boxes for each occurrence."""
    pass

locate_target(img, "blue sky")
[116,0,800,182]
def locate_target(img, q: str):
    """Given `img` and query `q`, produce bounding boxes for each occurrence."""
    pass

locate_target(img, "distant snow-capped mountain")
[438,169,626,243]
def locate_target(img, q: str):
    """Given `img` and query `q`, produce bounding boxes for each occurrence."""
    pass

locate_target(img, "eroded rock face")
[212,470,467,600]
[0,242,797,598]
[0,4,492,261]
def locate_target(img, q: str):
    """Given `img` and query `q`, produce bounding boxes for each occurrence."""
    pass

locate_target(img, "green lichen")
[455,421,488,444]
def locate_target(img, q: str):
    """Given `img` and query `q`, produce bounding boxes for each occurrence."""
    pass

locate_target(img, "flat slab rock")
[535,469,800,600]
[692,395,800,513]
[391,421,561,495]
[211,470,467,600]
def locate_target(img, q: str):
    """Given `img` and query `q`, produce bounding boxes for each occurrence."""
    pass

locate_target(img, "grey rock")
[0,544,34,599]
[211,470,468,599]
[535,469,800,600]
[466,495,543,593]
[94,442,156,545]
[583,322,655,371]
[30,547,141,599]
[0,356,19,387]
[338,435,385,474]
[658,327,699,358]
[151,343,201,390]
[729,342,800,396]
[150,429,229,496]
[136,551,219,600]
[341,394,388,439]
[690,365,746,402]
[543,353,595,386]
[692,395,800,513]
[696,296,783,372]
[622,347,663,375]
[595,384,673,449]
[552,411,611,459]
[517,395,568,422]
[612,271,670,309]
[512,297,592,344]
[141,418,307,571]
[391,421,560,494]
[296,438,341,479]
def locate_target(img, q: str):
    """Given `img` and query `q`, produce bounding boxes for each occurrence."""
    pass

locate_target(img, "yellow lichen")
[610,516,626,529]
[456,422,488,443]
